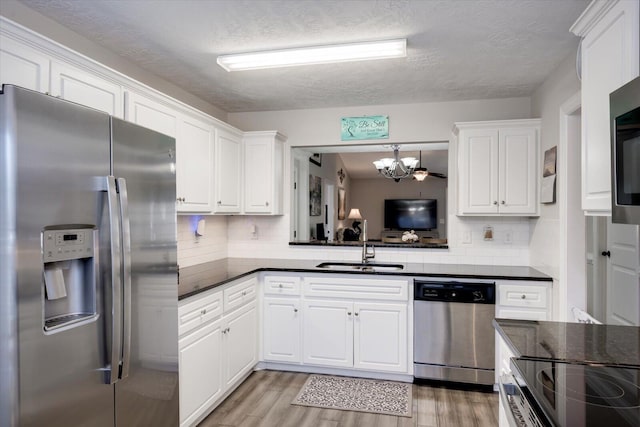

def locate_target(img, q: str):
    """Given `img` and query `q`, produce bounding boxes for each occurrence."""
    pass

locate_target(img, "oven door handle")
[499,374,525,427]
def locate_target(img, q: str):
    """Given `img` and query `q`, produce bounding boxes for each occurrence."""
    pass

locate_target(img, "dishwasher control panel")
[414,280,495,304]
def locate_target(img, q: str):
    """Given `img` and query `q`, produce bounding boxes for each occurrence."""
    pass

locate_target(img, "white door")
[353,302,407,372]
[302,299,353,368]
[499,127,537,214]
[51,61,123,117]
[223,302,258,388]
[606,220,640,326]
[178,319,223,427]
[323,181,335,241]
[459,129,499,214]
[263,297,301,363]
[0,35,50,93]
[214,128,242,213]
[177,116,214,212]
[244,138,272,213]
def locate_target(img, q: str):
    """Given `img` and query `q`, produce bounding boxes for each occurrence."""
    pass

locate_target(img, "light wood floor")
[199,370,499,427]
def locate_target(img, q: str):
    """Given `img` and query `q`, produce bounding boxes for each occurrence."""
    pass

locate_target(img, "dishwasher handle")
[414,280,495,304]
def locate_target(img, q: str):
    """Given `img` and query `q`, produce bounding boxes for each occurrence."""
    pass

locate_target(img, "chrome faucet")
[361,219,375,263]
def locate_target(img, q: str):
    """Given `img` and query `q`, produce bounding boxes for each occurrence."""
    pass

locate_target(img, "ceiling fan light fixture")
[412,168,429,181]
[217,39,407,71]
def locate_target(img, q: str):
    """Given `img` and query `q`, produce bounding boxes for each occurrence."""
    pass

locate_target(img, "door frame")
[558,92,585,321]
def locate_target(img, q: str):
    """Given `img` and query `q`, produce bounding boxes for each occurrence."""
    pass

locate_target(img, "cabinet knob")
[227,327,231,333]
[278,284,283,288]
[355,312,359,316]
[294,308,298,313]
[201,308,207,315]
[347,311,352,316]
[217,201,222,205]
[265,201,269,206]
[521,294,526,300]
[242,291,246,296]
[493,201,498,205]
[501,201,505,205]
[601,250,611,257]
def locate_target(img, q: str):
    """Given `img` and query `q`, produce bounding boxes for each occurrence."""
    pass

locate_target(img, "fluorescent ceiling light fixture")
[217,38,406,71]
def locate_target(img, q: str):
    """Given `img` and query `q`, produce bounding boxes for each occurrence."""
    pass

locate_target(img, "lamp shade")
[348,208,362,220]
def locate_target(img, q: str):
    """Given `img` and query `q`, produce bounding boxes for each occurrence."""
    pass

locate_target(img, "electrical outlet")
[462,231,472,244]
[505,230,513,244]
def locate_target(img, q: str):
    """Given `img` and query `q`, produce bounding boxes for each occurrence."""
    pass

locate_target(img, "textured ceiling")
[19,0,589,113]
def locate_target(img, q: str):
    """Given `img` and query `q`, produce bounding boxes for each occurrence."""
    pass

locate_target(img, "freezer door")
[111,118,179,426]
[1,85,115,426]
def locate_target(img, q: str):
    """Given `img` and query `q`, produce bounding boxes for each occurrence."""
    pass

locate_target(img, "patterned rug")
[291,374,412,417]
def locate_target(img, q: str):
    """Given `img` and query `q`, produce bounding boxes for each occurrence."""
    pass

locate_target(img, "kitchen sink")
[316,262,404,271]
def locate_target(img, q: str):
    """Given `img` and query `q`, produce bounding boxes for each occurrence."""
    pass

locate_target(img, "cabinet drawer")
[224,277,257,313]
[263,275,301,296]
[498,284,548,309]
[303,276,409,301]
[178,290,223,336]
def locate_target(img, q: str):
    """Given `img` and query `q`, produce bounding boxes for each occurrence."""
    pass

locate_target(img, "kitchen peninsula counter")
[289,240,448,249]
[494,318,640,367]
[179,258,551,300]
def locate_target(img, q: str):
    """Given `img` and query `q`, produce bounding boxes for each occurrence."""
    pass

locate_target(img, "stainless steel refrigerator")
[0,85,179,426]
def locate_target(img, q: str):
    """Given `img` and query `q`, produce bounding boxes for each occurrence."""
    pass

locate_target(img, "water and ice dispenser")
[42,226,98,332]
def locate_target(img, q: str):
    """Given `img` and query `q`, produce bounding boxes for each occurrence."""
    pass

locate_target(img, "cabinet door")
[0,35,49,93]
[223,301,258,388]
[302,299,353,368]
[263,297,301,363]
[498,127,538,214]
[51,61,123,117]
[125,91,178,138]
[213,127,242,213]
[353,302,407,372]
[244,138,272,213]
[579,0,639,214]
[178,319,223,427]
[177,115,214,212]
[458,129,499,214]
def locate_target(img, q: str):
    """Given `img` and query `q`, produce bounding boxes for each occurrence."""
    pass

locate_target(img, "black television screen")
[384,199,437,230]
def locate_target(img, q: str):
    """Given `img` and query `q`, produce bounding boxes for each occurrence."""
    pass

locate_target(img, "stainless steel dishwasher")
[413,279,496,386]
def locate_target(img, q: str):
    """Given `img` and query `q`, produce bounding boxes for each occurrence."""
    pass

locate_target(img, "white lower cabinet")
[494,279,551,387]
[263,297,301,363]
[178,277,258,427]
[179,318,223,427]
[262,274,410,375]
[303,299,353,368]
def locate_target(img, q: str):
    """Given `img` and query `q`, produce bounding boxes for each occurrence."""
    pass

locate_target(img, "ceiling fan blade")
[429,172,447,179]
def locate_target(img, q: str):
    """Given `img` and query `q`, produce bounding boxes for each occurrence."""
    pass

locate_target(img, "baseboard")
[256,361,414,383]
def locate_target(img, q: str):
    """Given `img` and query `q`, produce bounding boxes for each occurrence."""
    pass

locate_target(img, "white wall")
[227,97,533,265]
[530,50,582,319]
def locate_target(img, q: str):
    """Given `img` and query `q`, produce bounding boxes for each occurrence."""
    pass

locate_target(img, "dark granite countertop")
[178,258,551,300]
[494,318,640,367]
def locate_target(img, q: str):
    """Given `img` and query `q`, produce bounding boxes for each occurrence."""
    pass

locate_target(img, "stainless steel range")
[500,358,640,427]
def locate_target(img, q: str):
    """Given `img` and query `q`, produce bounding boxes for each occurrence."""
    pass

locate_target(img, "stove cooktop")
[512,358,640,427]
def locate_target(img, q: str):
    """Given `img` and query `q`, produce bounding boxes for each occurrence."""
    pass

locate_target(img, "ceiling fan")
[412,150,447,181]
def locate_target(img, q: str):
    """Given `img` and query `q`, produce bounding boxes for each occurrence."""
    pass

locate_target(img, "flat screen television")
[384,199,437,231]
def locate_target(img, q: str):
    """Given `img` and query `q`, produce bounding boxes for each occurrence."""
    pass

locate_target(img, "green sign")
[341,115,389,141]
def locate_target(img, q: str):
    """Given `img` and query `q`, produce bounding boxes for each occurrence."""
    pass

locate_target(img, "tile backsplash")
[177,215,228,267]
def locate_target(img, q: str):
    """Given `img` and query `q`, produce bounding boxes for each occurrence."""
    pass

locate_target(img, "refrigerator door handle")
[116,177,132,380]
[104,176,123,384]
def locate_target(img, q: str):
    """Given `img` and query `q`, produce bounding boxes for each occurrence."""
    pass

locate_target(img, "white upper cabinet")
[243,131,286,215]
[456,119,540,216]
[50,61,123,118]
[571,0,640,215]
[0,34,50,93]
[213,127,243,213]
[177,115,215,212]
[125,91,178,137]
